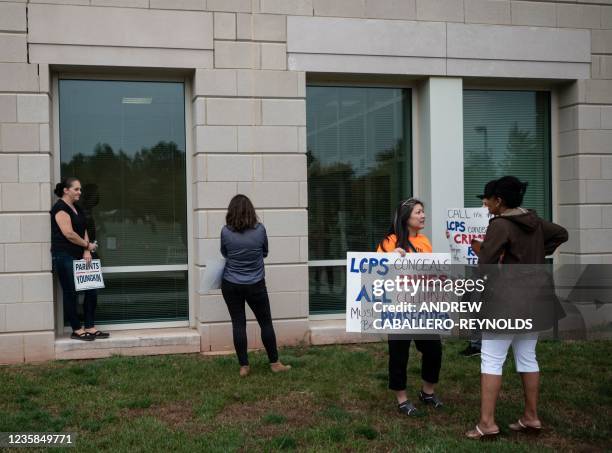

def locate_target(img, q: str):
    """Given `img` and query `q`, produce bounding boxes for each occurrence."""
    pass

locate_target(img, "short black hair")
[492,176,528,208]
[477,180,497,200]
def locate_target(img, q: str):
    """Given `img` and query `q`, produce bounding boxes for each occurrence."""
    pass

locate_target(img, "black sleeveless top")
[50,199,88,259]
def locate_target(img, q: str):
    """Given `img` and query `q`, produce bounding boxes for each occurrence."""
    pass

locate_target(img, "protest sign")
[346,252,456,336]
[73,259,105,291]
[445,208,492,264]
[199,258,226,293]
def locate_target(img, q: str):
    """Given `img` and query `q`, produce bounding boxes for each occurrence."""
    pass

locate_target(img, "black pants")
[221,279,279,366]
[388,338,442,391]
[52,252,97,331]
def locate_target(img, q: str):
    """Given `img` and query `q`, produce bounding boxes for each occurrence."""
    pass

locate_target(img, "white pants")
[481,333,539,375]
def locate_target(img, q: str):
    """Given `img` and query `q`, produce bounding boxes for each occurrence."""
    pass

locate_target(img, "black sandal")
[88,330,110,339]
[71,331,95,341]
[397,400,423,417]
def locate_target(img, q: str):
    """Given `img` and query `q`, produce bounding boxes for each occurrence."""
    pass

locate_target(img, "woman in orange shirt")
[377,198,443,416]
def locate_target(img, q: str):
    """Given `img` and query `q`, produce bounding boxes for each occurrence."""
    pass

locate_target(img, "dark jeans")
[52,252,97,331]
[221,278,279,366]
[388,338,442,391]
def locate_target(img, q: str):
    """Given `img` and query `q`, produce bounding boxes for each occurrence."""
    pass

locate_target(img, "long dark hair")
[225,194,259,233]
[53,177,79,198]
[378,198,424,252]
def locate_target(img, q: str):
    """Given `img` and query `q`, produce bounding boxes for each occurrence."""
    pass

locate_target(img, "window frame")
[52,72,195,332]
[305,81,417,318]
[462,82,560,227]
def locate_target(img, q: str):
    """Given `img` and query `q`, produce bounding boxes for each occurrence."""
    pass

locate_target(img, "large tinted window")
[464,90,551,219]
[306,86,411,313]
[59,80,188,324]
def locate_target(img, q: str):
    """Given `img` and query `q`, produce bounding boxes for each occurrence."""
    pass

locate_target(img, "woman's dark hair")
[53,177,79,198]
[226,194,259,233]
[378,198,424,251]
[492,176,528,209]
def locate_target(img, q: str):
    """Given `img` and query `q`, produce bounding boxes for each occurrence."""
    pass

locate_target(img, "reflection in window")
[464,90,551,219]
[59,80,187,324]
[307,86,411,313]
[95,271,188,324]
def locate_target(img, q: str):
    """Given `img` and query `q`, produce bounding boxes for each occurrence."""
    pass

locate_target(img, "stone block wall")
[0,2,53,363]
[191,8,309,350]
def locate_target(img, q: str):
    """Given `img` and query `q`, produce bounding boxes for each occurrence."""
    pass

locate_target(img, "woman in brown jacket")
[466,176,568,440]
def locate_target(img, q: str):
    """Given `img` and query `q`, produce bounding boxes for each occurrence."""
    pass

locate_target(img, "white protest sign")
[445,208,492,265]
[346,252,454,335]
[199,258,226,293]
[73,259,105,291]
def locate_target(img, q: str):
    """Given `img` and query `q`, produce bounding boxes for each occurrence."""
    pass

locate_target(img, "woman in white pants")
[465,176,568,440]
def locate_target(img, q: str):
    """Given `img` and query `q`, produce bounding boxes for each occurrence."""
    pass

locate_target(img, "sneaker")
[460,345,481,357]
[419,390,443,409]
[397,400,423,417]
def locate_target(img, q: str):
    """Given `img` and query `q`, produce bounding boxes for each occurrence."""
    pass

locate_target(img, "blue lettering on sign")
[467,246,475,257]
[355,285,392,303]
[349,258,389,275]
[446,221,466,232]
[355,285,371,303]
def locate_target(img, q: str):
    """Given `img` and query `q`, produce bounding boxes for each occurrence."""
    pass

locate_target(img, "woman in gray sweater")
[220,194,291,377]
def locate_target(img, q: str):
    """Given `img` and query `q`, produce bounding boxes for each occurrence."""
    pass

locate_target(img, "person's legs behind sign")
[83,289,98,330]
[415,339,444,408]
[388,336,443,416]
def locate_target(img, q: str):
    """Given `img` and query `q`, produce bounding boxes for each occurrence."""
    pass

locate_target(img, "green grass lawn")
[1,340,610,452]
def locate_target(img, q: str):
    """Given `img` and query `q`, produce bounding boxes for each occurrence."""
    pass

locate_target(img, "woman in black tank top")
[51,177,109,341]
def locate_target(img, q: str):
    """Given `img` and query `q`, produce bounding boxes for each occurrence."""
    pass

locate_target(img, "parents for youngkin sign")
[73,259,105,291]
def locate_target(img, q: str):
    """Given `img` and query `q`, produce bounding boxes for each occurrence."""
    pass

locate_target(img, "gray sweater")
[220,223,268,284]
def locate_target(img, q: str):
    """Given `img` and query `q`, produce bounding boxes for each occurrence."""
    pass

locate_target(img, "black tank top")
[50,199,88,259]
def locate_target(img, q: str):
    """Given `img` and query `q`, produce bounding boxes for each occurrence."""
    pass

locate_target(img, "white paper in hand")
[200,258,226,293]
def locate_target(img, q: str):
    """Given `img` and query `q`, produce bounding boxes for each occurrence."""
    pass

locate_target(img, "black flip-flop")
[71,331,95,341]
[89,330,110,339]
